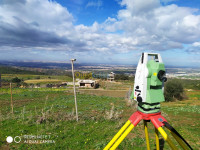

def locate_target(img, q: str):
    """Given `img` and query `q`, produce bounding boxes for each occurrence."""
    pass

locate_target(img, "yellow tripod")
[104,111,193,150]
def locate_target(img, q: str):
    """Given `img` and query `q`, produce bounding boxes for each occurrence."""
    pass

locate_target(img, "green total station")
[131,53,167,113]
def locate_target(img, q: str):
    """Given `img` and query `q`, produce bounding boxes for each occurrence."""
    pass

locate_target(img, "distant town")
[0,61,200,80]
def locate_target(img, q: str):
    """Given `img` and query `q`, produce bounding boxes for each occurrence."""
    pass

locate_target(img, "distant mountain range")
[0,61,81,69]
[0,61,199,69]
[0,61,136,69]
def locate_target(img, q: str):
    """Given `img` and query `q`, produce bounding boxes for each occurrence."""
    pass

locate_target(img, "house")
[78,80,96,88]
[107,72,115,82]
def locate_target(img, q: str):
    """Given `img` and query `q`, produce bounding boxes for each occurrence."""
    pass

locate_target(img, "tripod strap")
[162,121,193,150]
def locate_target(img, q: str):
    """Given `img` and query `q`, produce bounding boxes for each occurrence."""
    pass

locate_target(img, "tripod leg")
[110,123,134,150]
[155,127,160,150]
[157,127,178,150]
[170,131,190,150]
[104,120,131,150]
[104,111,142,150]
[162,121,192,150]
[144,120,150,150]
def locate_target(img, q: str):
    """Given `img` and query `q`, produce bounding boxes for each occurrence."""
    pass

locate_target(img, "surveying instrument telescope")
[104,53,193,150]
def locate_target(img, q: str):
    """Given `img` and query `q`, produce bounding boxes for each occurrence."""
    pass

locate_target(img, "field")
[0,86,200,150]
[1,74,72,83]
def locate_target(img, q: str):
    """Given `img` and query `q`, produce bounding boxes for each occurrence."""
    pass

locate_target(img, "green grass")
[0,88,199,149]
[0,88,126,149]
[2,74,72,83]
[98,80,133,90]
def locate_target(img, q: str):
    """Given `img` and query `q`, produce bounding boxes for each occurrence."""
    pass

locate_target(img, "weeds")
[104,103,123,120]
[0,88,199,149]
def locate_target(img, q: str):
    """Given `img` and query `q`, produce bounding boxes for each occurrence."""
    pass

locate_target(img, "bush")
[115,74,129,80]
[22,82,28,88]
[164,79,184,101]
[11,77,21,83]
[35,76,40,79]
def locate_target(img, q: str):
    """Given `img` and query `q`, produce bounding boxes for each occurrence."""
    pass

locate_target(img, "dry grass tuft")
[104,103,123,120]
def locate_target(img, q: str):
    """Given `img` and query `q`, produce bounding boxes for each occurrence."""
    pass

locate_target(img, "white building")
[78,80,96,88]
[107,72,115,82]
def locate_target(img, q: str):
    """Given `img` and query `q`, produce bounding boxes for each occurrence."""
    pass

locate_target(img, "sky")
[0,0,200,67]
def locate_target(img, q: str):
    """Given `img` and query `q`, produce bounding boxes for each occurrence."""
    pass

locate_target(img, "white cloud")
[192,42,200,47]
[0,0,76,48]
[0,0,74,31]
[160,0,177,4]
[0,0,200,62]
[186,41,200,55]
[102,0,200,51]
[121,0,160,15]
[86,0,103,8]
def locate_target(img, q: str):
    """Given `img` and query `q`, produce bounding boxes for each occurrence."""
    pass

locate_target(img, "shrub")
[11,77,21,83]
[115,74,129,80]
[35,76,40,79]
[164,79,184,101]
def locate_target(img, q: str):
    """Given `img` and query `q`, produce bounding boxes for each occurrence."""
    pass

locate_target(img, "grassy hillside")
[0,88,199,149]
[0,66,44,75]
[1,74,72,87]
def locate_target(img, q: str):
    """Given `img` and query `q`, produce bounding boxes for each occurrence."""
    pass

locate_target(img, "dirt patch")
[24,79,63,84]
[0,144,10,150]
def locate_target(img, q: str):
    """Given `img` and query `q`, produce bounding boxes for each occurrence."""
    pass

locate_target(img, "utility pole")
[0,74,1,88]
[71,59,78,122]
[10,82,13,114]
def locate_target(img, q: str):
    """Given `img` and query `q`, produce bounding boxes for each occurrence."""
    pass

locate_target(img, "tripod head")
[131,53,167,113]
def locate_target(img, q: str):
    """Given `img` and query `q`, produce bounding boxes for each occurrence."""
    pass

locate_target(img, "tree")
[11,77,21,83]
[115,74,129,80]
[164,79,184,101]
[11,77,22,87]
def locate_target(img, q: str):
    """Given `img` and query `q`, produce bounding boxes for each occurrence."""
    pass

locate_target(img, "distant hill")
[0,61,82,69]
[0,61,135,69]
[0,66,45,75]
